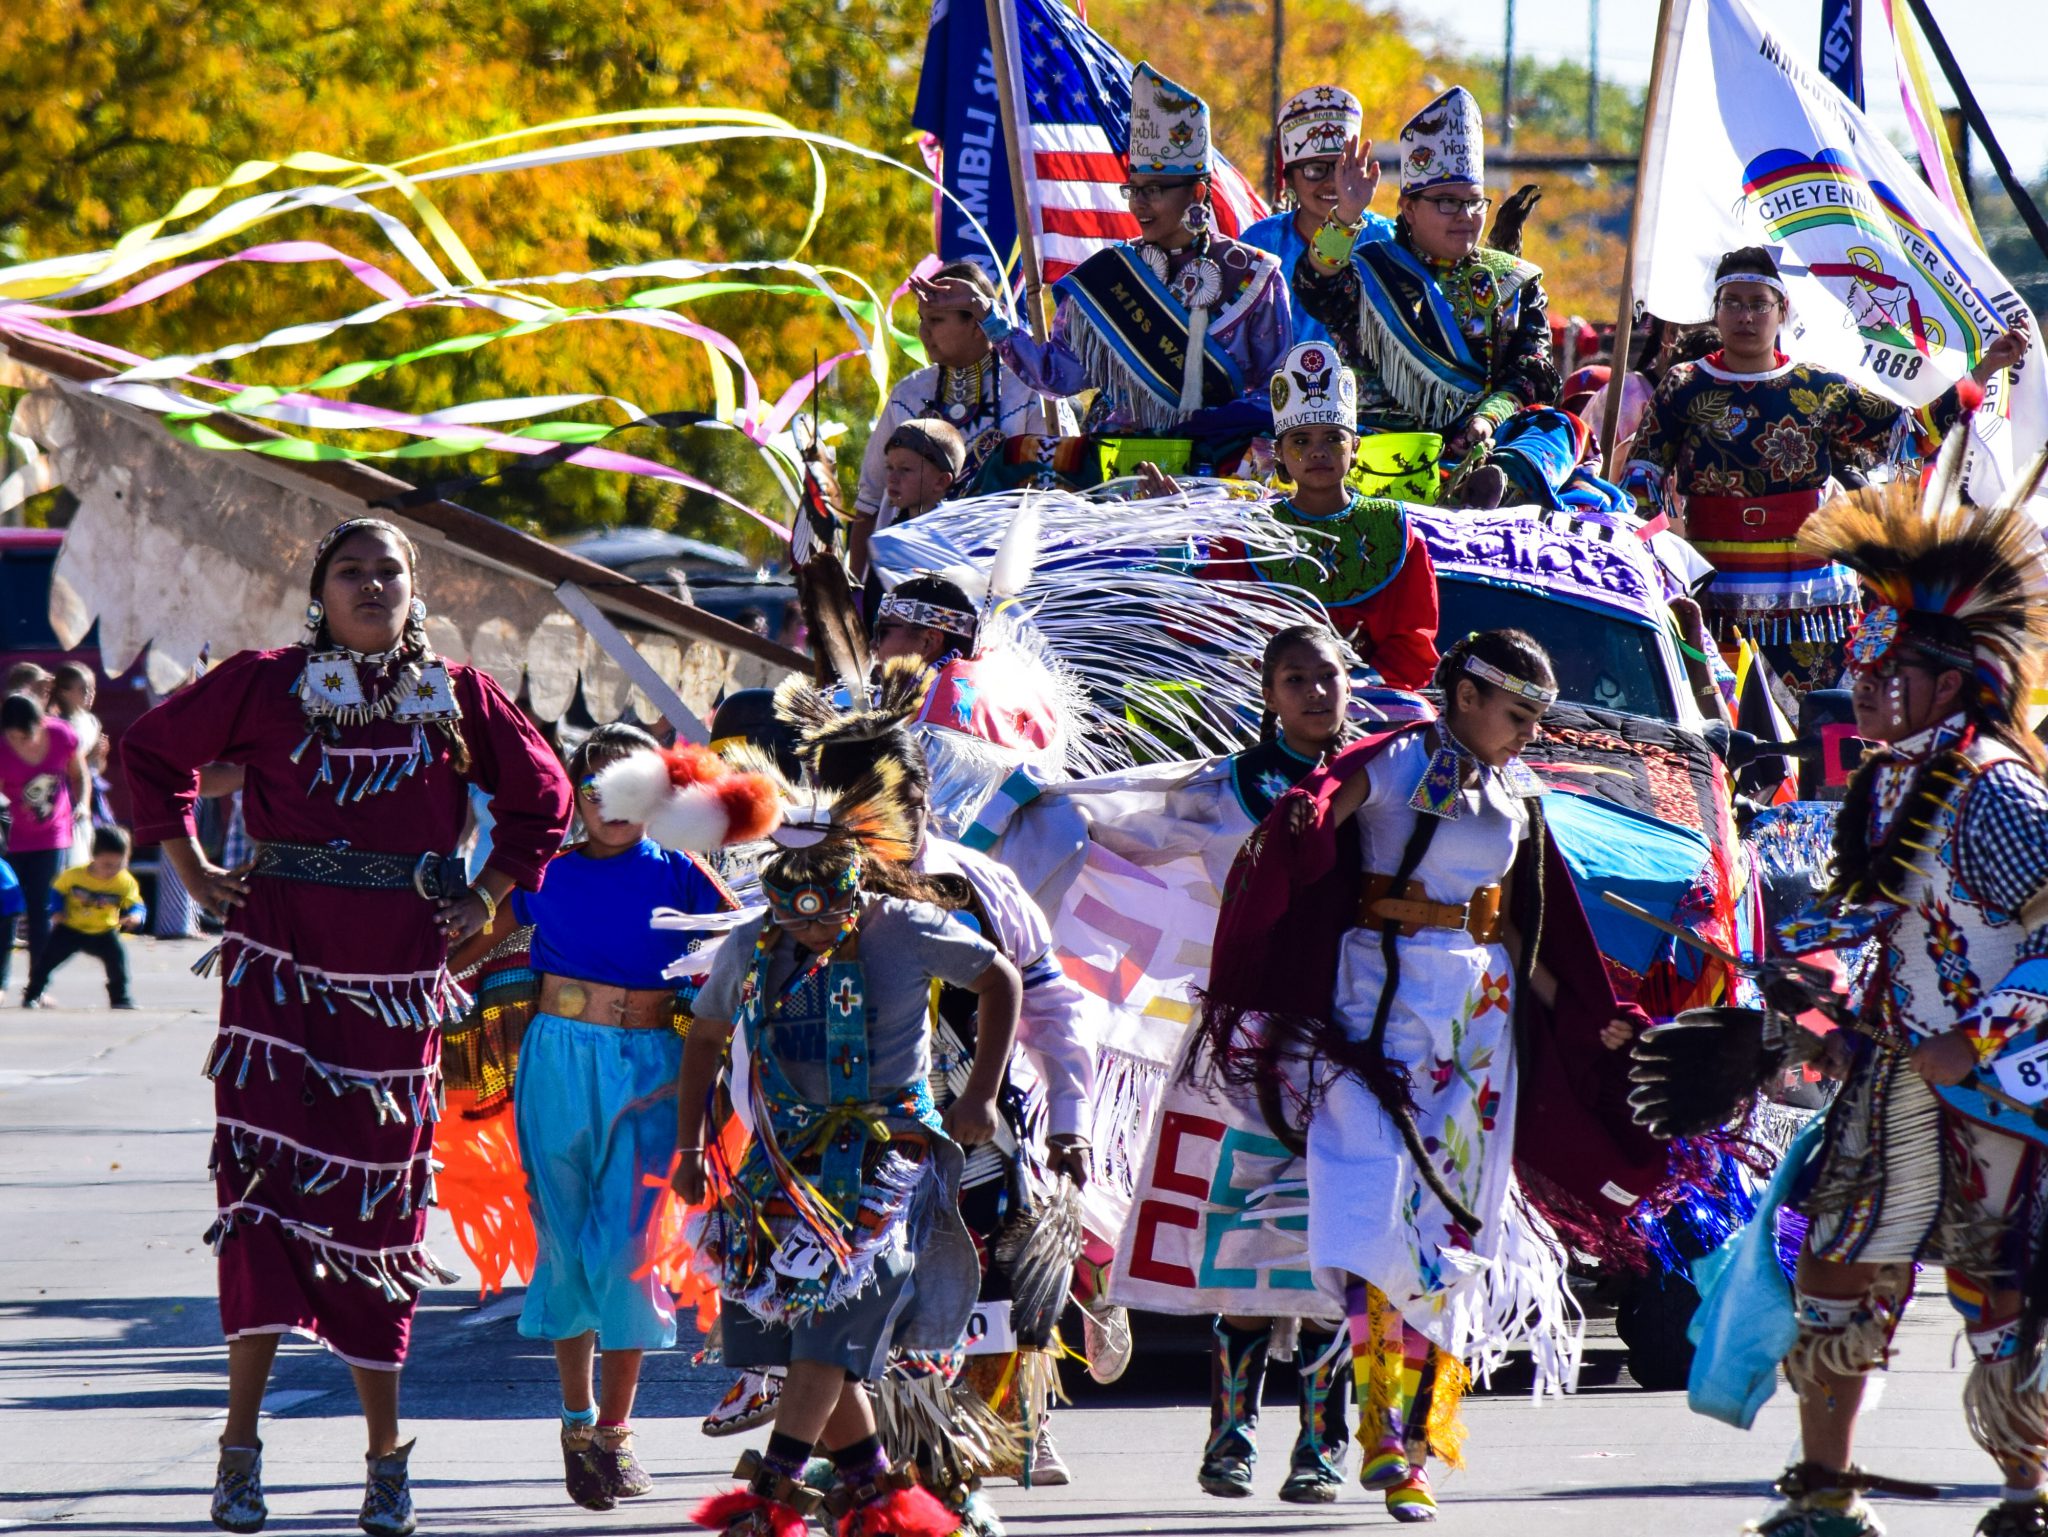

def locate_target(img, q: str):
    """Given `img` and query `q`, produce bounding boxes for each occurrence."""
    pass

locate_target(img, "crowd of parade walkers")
[13,51,2048,1537]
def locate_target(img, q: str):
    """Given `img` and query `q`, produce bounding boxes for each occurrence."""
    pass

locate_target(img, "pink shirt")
[0,715,79,854]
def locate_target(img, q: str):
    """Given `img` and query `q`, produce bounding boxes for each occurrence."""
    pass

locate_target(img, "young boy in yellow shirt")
[25,826,144,1009]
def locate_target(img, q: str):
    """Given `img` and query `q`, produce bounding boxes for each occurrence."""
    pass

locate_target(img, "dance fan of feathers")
[866,485,1340,769]
[1627,1007,1790,1141]
[992,1173,1084,1345]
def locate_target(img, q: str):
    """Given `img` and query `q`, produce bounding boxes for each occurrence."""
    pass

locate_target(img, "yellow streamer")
[1892,11,1984,246]
[0,109,828,303]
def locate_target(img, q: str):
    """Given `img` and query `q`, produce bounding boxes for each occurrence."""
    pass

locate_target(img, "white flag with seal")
[1635,0,2044,506]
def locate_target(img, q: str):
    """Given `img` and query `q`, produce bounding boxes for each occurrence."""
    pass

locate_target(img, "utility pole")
[1268,0,1286,194]
[1501,0,1517,152]
[1587,0,1600,149]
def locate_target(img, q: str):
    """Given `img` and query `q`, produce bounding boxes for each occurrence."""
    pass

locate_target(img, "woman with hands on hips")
[122,517,572,1537]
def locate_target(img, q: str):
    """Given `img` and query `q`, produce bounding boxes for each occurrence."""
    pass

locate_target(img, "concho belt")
[250,841,469,900]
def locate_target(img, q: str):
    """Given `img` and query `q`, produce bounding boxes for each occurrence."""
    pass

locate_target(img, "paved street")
[0,939,2007,1535]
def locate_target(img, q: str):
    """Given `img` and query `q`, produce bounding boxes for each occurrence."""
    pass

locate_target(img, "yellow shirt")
[51,867,144,936]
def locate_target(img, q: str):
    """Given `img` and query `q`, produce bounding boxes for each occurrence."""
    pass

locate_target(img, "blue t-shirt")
[1240,208,1397,351]
[512,838,733,990]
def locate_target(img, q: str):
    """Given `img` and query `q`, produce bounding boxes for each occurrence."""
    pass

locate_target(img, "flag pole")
[984,0,1052,343]
[1599,0,1687,480]
[1898,0,2048,265]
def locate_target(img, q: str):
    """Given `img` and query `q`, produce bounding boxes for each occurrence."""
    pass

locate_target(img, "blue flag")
[1817,0,1864,107]
[911,0,1021,277]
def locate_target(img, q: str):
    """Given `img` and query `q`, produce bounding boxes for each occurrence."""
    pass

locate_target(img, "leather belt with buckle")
[539,974,678,1030]
[1357,875,1504,944]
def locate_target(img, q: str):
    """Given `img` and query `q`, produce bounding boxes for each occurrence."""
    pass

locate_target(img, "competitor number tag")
[962,1300,1018,1357]
[1992,1039,2048,1107]
[769,1227,835,1281]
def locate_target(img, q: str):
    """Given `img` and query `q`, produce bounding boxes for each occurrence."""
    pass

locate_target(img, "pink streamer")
[0,241,414,321]
[1874,0,1970,227]
[748,255,941,442]
[2,237,770,429]
[0,313,788,539]
[758,348,863,441]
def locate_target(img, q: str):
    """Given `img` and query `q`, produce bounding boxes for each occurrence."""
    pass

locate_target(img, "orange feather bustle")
[663,743,729,788]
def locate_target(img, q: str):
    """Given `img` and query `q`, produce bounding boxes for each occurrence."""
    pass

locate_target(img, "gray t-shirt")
[695,896,998,1103]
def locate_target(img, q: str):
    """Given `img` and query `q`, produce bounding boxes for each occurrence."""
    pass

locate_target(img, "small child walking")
[25,826,144,1009]
[503,724,744,1512]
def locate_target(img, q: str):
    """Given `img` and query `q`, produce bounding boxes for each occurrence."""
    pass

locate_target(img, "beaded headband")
[876,593,977,639]
[1465,655,1558,704]
[313,516,416,570]
[760,858,862,922]
[1714,271,1787,300]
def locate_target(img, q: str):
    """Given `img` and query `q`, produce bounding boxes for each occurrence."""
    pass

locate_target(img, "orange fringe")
[435,1086,536,1297]
[634,1114,749,1333]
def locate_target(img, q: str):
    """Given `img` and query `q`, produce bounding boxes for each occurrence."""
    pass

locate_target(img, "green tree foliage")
[1,0,933,558]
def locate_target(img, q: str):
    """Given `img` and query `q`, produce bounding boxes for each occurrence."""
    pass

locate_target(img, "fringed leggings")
[1343,1279,1469,1469]
[1788,1264,2047,1476]
[1783,1264,1913,1399]
[1949,1275,2048,1476]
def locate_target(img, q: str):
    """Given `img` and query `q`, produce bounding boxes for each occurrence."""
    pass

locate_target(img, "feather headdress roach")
[753,756,931,920]
[771,659,929,776]
[1798,432,2048,728]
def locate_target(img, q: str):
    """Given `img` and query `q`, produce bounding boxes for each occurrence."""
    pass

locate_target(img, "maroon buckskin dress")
[124,647,571,1368]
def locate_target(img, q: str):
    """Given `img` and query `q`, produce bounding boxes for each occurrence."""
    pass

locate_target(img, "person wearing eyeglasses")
[1241,86,1396,353]
[1294,87,1559,506]
[917,63,1291,458]
[1623,245,2030,693]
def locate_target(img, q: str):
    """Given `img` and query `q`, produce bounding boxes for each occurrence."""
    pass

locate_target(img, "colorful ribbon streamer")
[0,112,1006,526]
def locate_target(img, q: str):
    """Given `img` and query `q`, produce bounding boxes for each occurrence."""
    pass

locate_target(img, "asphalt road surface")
[0,938,2004,1535]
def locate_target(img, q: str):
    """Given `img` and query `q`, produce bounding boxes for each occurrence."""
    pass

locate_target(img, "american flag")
[917,0,1268,283]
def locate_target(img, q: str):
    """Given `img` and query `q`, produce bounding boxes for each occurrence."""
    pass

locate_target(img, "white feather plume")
[644,791,734,853]
[1920,420,1972,520]
[590,749,733,852]
[1992,442,2048,520]
[987,492,1043,604]
[589,751,673,824]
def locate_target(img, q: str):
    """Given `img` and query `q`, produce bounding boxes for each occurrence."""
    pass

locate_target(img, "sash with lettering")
[1054,243,1248,428]
[1354,241,1537,427]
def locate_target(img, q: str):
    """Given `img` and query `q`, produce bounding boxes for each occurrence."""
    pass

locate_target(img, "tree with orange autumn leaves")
[1,0,1638,555]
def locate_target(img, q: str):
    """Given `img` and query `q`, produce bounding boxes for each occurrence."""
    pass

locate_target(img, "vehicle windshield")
[1434,578,1678,722]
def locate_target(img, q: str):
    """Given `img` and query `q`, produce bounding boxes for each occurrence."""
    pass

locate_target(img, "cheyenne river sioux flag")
[912,0,1267,283]
[1635,0,2045,507]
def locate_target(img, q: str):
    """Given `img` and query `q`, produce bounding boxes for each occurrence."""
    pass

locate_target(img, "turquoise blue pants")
[514,1012,683,1350]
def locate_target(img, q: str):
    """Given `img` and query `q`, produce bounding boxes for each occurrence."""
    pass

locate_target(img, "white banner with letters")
[1637,0,2045,507]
